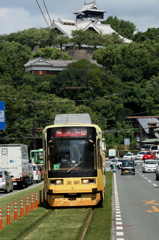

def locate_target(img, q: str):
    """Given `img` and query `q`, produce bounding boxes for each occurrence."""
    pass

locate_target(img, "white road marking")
[114,173,124,240]
[116,222,122,225]
[116,232,124,236]
[116,226,123,230]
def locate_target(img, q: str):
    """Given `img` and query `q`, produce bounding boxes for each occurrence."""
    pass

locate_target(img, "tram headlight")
[82,179,96,184]
[82,179,89,184]
[50,179,63,185]
[56,180,63,185]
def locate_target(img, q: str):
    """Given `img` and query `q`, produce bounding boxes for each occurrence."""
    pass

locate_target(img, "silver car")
[142,160,158,173]
[0,170,13,193]
[123,152,137,160]
[136,151,146,160]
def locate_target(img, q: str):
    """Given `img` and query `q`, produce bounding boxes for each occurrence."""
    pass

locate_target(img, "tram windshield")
[47,127,96,171]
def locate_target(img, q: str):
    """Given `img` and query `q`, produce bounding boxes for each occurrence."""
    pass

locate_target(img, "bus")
[42,113,106,207]
[29,149,43,165]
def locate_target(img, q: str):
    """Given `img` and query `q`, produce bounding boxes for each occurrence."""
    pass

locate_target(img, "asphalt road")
[106,161,159,240]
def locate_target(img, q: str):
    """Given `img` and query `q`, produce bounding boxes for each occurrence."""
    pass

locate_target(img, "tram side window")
[82,142,94,169]
[97,139,102,169]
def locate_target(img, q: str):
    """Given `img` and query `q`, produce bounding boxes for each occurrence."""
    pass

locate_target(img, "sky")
[0,0,159,35]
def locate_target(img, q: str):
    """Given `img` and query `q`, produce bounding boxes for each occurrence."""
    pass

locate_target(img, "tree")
[103,16,136,40]
[2,28,51,50]
[32,47,74,60]
[93,40,159,82]
[71,30,87,49]
[133,28,159,43]
[56,35,70,50]
[0,41,31,83]
[84,30,104,49]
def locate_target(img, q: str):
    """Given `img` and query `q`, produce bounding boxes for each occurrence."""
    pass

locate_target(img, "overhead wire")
[35,0,50,28]
[43,0,52,25]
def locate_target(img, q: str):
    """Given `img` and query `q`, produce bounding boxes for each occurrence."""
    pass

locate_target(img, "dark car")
[121,160,135,175]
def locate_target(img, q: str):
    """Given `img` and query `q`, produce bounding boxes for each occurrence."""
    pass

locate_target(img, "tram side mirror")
[88,139,94,151]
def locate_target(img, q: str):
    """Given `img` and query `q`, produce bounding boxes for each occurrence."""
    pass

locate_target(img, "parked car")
[121,160,135,175]
[142,151,156,160]
[155,163,159,180]
[136,151,146,160]
[142,160,158,173]
[123,152,137,160]
[32,164,41,183]
[0,170,13,193]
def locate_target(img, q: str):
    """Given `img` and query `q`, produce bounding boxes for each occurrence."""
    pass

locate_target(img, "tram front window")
[37,152,43,161]
[49,139,95,170]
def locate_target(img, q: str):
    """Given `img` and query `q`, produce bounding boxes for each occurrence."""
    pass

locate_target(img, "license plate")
[124,170,129,173]
[13,182,17,185]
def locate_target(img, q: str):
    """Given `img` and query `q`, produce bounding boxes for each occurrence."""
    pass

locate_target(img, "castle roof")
[52,18,132,44]
[73,1,106,14]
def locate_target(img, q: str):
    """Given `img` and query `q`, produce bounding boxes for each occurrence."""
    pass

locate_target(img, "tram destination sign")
[0,101,6,130]
[55,128,87,137]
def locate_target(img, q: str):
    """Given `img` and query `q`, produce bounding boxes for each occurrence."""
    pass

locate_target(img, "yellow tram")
[43,114,106,207]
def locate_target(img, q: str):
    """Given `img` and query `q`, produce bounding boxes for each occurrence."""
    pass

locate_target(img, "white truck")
[0,144,33,189]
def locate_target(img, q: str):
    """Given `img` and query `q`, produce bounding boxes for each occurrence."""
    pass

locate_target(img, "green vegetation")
[32,47,74,60]
[0,25,159,150]
[20,208,92,240]
[0,184,47,240]
[85,172,113,240]
[103,16,136,40]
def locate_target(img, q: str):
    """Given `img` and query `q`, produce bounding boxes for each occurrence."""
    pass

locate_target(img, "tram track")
[17,209,53,240]
[17,206,94,240]
[79,208,94,240]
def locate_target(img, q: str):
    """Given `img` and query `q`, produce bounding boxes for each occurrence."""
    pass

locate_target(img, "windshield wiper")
[67,161,82,173]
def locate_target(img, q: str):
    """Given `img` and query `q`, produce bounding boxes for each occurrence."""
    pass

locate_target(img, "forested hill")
[0,19,159,150]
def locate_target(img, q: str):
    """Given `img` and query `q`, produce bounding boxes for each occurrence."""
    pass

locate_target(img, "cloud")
[0,1,159,35]
[0,8,60,34]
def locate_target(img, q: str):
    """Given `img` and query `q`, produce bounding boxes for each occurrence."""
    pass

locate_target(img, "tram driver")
[60,152,71,166]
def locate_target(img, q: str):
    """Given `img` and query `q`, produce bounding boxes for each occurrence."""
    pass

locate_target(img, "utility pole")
[60,87,93,112]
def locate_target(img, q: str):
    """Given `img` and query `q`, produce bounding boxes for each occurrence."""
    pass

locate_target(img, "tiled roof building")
[24,57,101,76]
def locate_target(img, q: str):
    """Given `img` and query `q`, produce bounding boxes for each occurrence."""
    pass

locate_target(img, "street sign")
[109,149,116,157]
[0,101,6,130]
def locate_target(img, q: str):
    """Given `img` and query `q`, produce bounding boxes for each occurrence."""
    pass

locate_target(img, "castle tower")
[73,1,106,23]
